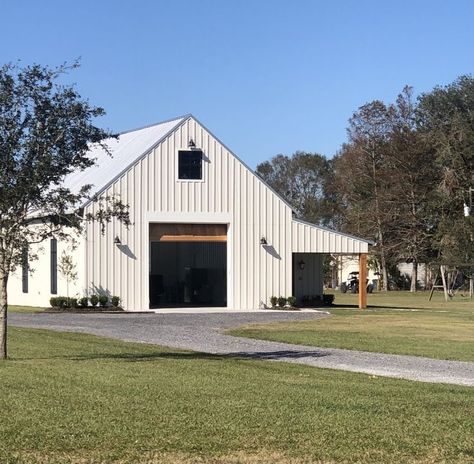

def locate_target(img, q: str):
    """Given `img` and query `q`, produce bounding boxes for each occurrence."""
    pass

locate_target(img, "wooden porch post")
[359,253,367,309]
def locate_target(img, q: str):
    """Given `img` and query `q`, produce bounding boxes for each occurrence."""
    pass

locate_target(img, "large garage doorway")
[149,224,227,308]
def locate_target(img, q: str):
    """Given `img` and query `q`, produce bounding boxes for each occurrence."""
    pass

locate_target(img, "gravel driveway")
[9,311,474,387]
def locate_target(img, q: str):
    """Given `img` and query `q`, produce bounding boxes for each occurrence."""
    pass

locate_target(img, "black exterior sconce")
[114,236,121,245]
[260,237,267,245]
[298,260,305,270]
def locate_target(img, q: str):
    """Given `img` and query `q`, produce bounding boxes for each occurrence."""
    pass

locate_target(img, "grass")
[230,291,474,362]
[1,327,473,463]
[8,305,45,313]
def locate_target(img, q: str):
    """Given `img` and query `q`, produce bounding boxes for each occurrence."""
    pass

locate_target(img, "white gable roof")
[64,115,187,200]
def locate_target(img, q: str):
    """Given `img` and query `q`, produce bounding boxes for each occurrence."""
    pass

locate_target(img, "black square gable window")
[178,150,203,180]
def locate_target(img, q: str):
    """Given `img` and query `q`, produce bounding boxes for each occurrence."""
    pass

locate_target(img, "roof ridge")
[118,113,192,135]
[78,115,191,207]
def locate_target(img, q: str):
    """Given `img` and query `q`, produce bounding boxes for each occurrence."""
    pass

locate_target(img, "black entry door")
[149,242,227,307]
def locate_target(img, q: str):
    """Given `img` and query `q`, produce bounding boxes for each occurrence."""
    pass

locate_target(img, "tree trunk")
[381,263,389,291]
[0,270,8,360]
[410,260,418,292]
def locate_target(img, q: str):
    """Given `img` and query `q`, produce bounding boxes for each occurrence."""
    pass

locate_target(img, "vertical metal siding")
[84,117,296,310]
[84,118,368,310]
[291,221,368,254]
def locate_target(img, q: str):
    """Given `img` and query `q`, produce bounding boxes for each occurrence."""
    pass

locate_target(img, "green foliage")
[256,152,339,228]
[0,62,112,273]
[323,294,335,305]
[98,295,108,307]
[287,296,297,307]
[58,252,78,298]
[78,296,89,308]
[334,78,474,286]
[111,296,120,307]
[417,76,474,271]
[0,61,132,358]
[277,296,287,307]
[56,296,67,308]
[269,296,278,307]
[89,295,99,307]
[50,296,79,309]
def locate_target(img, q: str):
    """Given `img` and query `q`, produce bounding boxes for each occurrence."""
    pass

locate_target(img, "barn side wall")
[7,229,85,308]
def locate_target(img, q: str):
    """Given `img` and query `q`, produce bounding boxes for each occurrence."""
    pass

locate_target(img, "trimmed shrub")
[269,296,278,307]
[68,297,78,308]
[89,295,99,307]
[78,296,88,308]
[50,297,59,308]
[287,296,297,308]
[277,296,287,308]
[98,295,108,307]
[111,296,120,307]
[323,294,335,306]
[56,296,67,308]
[301,295,324,307]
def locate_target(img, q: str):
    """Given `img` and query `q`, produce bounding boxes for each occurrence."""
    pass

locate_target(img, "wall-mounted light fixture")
[298,260,305,270]
[260,237,267,245]
[188,139,196,149]
[114,236,121,245]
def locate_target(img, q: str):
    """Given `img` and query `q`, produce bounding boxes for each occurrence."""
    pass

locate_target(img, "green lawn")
[1,327,473,463]
[230,292,474,362]
[8,305,45,313]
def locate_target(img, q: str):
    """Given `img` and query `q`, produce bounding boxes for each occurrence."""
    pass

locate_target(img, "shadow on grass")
[332,304,438,311]
[14,349,330,363]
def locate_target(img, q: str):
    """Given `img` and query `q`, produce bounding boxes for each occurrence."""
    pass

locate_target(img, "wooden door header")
[149,223,227,242]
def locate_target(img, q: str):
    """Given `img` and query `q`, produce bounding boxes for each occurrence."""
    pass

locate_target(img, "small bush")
[301,295,324,307]
[287,296,297,307]
[269,296,278,307]
[277,296,287,308]
[56,296,67,308]
[49,297,59,308]
[68,297,78,308]
[323,294,335,306]
[89,295,99,307]
[98,295,108,307]
[78,296,88,308]
[111,296,120,307]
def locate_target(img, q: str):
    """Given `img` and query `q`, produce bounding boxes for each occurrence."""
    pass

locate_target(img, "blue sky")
[1,0,473,167]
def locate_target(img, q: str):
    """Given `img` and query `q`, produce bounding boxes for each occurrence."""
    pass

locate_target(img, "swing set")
[429,266,474,301]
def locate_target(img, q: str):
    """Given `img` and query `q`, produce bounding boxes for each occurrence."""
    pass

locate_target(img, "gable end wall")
[84,117,294,310]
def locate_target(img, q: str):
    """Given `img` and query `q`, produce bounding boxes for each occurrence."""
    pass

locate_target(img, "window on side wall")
[50,238,57,294]
[22,246,28,293]
[178,150,203,180]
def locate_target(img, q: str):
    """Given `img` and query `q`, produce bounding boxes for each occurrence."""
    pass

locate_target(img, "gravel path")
[9,311,474,387]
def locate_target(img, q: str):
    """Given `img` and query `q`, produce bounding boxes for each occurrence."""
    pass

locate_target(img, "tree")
[417,75,474,278]
[334,101,395,290]
[256,152,337,226]
[58,251,78,299]
[0,62,129,359]
[385,87,438,291]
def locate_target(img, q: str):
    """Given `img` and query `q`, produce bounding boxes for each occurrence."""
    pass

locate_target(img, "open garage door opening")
[149,224,227,308]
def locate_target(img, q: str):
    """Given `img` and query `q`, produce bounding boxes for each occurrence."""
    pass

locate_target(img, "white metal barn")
[8,115,370,311]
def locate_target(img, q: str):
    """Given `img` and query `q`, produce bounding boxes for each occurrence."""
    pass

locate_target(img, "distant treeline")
[257,76,474,291]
